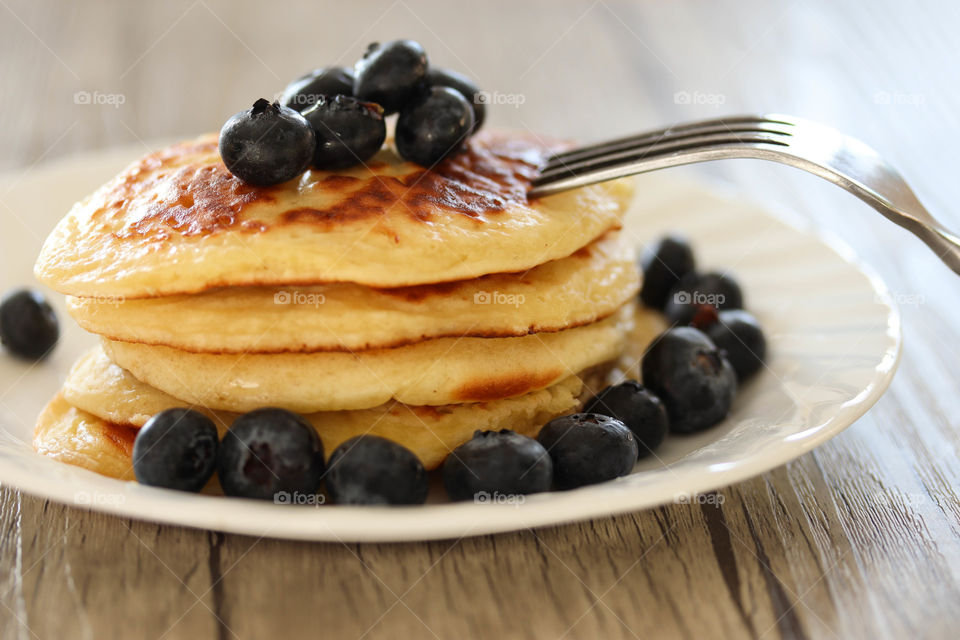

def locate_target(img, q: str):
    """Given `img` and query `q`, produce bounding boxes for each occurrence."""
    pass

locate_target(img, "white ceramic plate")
[0,145,900,542]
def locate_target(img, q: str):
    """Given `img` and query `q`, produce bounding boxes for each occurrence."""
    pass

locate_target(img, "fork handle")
[868,199,960,276]
[776,144,960,277]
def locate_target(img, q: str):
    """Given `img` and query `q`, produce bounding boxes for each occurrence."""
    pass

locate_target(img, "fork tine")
[548,121,794,170]
[534,130,791,184]
[546,115,794,166]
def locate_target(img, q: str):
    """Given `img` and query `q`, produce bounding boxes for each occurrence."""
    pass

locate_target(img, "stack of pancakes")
[32,132,663,482]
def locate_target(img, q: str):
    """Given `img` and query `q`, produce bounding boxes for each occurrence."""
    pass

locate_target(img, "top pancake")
[35,131,634,298]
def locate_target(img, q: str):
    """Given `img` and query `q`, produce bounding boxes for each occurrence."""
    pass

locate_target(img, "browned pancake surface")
[35,131,634,297]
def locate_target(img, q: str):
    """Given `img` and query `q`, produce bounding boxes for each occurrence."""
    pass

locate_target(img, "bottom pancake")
[34,394,137,480]
[44,348,622,478]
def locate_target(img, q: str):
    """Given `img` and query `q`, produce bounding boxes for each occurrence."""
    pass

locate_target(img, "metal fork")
[530,114,960,275]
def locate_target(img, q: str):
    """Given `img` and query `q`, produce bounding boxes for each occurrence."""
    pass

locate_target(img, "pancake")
[100,302,643,413]
[34,131,634,298]
[63,346,231,427]
[54,346,608,474]
[41,308,668,479]
[65,231,640,353]
[34,394,136,480]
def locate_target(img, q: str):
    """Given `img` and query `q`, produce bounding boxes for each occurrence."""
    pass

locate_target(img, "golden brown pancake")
[34,132,634,298]
[64,231,640,353]
[99,303,641,413]
[34,394,136,480]
[50,348,614,475]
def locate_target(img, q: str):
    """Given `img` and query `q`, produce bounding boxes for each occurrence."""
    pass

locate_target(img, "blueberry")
[326,435,428,505]
[218,99,316,186]
[442,430,552,501]
[426,67,485,133]
[664,271,744,326]
[536,414,638,489]
[217,408,325,500]
[583,381,669,458]
[705,310,767,380]
[280,66,355,112]
[353,40,428,114]
[132,409,219,492]
[301,95,386,170]
[0,289,59,360]
[396,86,474,167]
[639,234,696,309]
[641,327,737,434]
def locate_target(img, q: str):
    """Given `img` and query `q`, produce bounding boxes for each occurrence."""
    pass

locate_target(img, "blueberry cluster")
[442,416,641,499]
[638,234,767,430]
[442,235,769,500]
[133,407,430,505]
[219,39,484,186]
[133,402,653,503]
[441,393,661,499]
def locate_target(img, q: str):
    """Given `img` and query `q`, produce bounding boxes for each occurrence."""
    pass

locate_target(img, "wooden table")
[1,1,958,638]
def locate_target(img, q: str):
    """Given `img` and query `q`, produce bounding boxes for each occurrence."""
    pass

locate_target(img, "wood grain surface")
[1,1,959,638]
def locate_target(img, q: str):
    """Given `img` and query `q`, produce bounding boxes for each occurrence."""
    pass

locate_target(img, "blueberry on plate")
[663,270,744,326]
[353,39,428,114]
[280,66,355,112]
[0,288,59,360]
[218,99,316,186]
[132,408,219,492]
[442,430,552,501]
[301,95,386,170]
[326,435,428,505]
[217,408,325,500]
[536,414,638,490]
[638,234,696,310]
[583,381,669,458]
[426,67,485,133]
[705,309,767,380]
[396,86,475,167]
[641,327,737,434]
